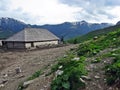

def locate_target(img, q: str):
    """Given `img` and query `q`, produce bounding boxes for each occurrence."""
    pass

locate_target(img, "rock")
[44,85,47,88]
[15,67,22,74]
[93,36,98,40]
[80,78,86,83]
[23,80,35,88]
[103,61,106,63]
[17,75,25,79]
[55,70,63,77]
[92,82,96,86]
[0,79,8,84]
[72,57,80,61]
[81,76,91,81]
[0,84,4,88]
[63,55,67,58]
[58,65,63,69]
[87,68,91,71]
[3,74,8,78]
[113,38,116,41]
[94,75,100,79]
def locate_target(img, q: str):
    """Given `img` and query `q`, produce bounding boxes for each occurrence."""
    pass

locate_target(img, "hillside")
[49,26,120,90]
[0,17,112,39]
[67,24,120,43]
[0,23,120,90]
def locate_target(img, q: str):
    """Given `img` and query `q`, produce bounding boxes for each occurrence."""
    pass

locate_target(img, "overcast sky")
[0,0,120,25]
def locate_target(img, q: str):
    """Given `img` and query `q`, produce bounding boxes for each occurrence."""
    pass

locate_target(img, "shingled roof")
[4,28,59,42]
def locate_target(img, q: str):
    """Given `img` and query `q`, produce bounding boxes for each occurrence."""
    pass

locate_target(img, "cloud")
[59,0,120,23]
[0,0,82,25]
[0,0,11,11]
[0,0,120,24]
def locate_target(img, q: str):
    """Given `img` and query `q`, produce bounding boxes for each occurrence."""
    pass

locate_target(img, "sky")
[0,0,120,25]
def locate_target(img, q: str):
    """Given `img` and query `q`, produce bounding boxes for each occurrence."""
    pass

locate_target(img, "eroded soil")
[0,45,76,90]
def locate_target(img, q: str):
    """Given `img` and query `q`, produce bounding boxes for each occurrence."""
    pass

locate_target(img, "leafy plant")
[51,54,87,90]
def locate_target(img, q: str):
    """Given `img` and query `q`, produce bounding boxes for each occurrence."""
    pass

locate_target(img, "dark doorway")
[31,42,34,47]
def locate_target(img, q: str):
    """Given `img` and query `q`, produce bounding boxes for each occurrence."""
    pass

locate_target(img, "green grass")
[76,29,120,57]
[101,48,120,85]
[16,24,120,90]
[67,25,120,44]
[51,27,120,89]
[51,53,87,90]
[27,70,42,81]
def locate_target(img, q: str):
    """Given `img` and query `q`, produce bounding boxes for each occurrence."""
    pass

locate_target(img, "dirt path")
[0,45,77,90]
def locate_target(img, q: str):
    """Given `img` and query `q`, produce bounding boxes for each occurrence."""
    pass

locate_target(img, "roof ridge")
[4,28,59,42]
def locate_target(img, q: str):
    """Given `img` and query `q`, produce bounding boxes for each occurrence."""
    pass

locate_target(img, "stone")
[113,38,116,41]
[0,79,8,84]
[93,36,98,40]
[94,75,100,79]
[58,65,63,69]
[44,85,47,88]
[72,57,80,61]
[79,78,86,83]
[23,80,35,88]
[0,84,4,88]
[103,61,106,63]
[3,74,8,78]
[55,70,63,77]
[81,76,91,81]
[15,67,22,74]
[63,55,67,58]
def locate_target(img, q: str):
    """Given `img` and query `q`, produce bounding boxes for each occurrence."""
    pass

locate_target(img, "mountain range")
[0,17,114,39]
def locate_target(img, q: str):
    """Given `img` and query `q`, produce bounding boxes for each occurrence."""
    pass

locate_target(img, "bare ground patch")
[0,45,77,90]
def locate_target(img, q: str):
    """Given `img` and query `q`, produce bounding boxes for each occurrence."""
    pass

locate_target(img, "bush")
[51,54,87,90]
[77,42,101,57]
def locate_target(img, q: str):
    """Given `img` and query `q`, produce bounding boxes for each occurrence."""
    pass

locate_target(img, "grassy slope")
[16,25,120,90]
[51,26,120,90]
[67,25,120,43]
[73,26,120,88]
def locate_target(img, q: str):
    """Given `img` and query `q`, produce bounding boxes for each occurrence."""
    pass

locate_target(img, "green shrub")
[77,42,101,57]
[51,54,87,90]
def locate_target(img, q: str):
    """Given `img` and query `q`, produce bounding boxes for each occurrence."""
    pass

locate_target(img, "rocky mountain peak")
[116,21,120,25]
